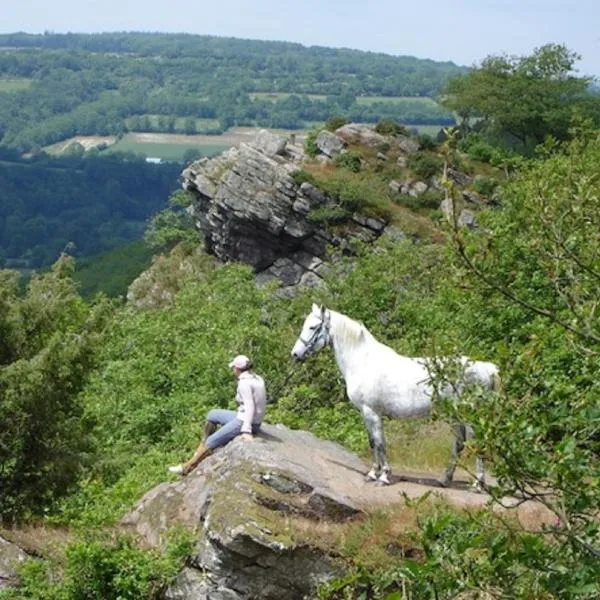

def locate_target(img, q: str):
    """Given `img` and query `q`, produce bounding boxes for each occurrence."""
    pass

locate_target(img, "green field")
[355,95,439,106]
[0,77,32,92]
[249,92,328,102]
[109,134,230,161]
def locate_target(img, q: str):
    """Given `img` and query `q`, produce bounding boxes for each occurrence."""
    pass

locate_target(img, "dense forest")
[0,151,180,268]
[0,32,460,151]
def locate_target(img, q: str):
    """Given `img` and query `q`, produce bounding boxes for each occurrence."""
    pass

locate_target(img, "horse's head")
[291,303,331,361]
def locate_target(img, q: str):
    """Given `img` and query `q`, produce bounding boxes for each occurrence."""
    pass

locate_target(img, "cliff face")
[181,129,387,291]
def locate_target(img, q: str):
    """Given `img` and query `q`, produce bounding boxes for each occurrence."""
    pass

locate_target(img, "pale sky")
[3,0,600,76]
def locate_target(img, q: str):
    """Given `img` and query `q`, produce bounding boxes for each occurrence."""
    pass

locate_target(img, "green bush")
[304,127,322,157]
[325,115,349,132]
[374,119,408,136]
[416,133,438,150]
[333,151,362,173]
[393,190,442,211]
[471,175,499,197]
[407,152,444,179]
[0,256,113,521]
[306,169,392,220]
[2,530,194,600]
[291,169,317,186]
[144,191,198,251]
[306,206,350,224]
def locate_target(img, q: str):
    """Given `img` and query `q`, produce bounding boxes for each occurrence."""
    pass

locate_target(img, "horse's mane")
[329,309,373,349]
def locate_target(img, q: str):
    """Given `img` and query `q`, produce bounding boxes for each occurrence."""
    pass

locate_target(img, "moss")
[207,465,297,549]
[206,464,360,555]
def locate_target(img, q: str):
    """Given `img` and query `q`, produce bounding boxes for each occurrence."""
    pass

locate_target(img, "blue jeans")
[205,409,261,450]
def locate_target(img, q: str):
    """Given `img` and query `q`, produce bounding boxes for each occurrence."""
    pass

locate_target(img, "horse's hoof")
[364,469,378,483]
[376,475,391,486]
[437,479,450,488]
[471,481,485,494]
[364,475,377,483]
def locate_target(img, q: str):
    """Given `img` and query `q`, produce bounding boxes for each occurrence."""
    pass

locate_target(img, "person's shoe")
[168,464,184,475]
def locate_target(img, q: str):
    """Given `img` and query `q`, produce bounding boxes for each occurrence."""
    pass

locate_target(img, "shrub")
[472,175,499,197]
[417,133,438,150]
[393,190,442,211]
[374,119,408,136]
[5,530,194,600]
[407,152,444,179]
[291,169,317,186]
[307,169,392,220]
[304,128,321,157]
[144,191,198,251]
[325,115,349,132]
[306,206,350,224]
[333,151,362,173]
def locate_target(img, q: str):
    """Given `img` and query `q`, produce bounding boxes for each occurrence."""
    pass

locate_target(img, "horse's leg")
[363,407,390,485]
[361,407,381,482]
[439,423,466,487]
[466,425,485,492]
[375,421,391,486]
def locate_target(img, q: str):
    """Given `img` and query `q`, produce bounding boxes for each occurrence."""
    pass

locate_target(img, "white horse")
[290,304,499,488]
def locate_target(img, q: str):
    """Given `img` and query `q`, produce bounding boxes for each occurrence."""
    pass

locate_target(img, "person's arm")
[238,379,255,434]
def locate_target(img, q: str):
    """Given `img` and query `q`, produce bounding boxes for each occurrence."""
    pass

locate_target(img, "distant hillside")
[0,32,461,151]
[0,152,180,268]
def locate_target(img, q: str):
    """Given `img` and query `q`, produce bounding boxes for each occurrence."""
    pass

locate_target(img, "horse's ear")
[312,303,320,314]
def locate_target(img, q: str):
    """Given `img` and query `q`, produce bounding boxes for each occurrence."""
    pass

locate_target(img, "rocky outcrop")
[181,130,387,291]
[0,536,29,588]
[315,130,346,157]
[127,246,218,309]
[121,422,553,599]
[122,424,369,599]
[334,123,387,147]
[178,126,495,293]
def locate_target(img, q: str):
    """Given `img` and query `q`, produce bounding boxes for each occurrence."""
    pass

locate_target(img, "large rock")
[397,137,421,154]
[122,424,368,599]
[315,130,346,157]
[122,422,553,599]
[181,129,389,292]
[334,123,387,147]
[0,536,29,588]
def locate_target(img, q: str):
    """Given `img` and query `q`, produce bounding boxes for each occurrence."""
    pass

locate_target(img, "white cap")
[228,354,251,369]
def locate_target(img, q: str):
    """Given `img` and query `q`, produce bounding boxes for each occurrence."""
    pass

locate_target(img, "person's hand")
[240,433,254,442]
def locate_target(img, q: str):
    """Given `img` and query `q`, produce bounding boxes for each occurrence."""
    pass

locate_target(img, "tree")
[183,117,196,135]
[431,127,600,594]
[442,44,599,150]
[0,255,112,520]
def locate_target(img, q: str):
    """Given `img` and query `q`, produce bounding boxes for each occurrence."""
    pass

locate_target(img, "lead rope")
[267,364,299,405]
